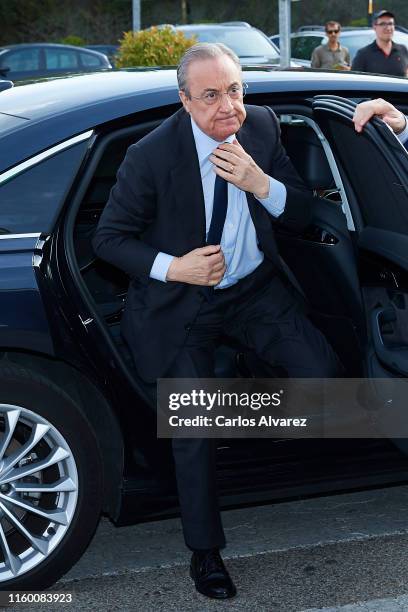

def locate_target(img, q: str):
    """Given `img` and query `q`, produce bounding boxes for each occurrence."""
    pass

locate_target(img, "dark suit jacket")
[93,105,313,382]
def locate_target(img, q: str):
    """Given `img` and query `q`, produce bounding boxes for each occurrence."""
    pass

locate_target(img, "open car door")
[312,95,408,382]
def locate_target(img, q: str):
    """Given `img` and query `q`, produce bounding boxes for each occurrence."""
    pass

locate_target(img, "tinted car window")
[292,36,324,60]
[0,141,88,234]
[80,52,102,67]
[45,48,78,70]
[0,48,40,71]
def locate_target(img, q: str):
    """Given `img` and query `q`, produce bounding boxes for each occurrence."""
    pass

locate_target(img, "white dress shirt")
[150,117,287,288]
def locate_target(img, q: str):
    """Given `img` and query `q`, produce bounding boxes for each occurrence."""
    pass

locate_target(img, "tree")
[115,26,197,67]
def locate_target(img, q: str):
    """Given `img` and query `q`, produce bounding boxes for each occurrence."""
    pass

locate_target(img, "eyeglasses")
[375,21,395,27]
[326,29,340,34]
[187,83,248,106]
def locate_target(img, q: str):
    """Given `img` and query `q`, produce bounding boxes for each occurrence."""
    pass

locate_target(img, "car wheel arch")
[0,350,123,519]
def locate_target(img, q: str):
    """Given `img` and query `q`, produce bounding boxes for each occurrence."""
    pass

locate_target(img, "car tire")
[0,363,103,590]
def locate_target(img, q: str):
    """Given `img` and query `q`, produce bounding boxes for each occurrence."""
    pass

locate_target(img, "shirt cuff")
[150,252,174,282]
[396,116,408,143]
[255,176,287,217]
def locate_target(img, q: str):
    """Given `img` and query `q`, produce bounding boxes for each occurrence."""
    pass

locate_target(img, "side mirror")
[0,80,13,92]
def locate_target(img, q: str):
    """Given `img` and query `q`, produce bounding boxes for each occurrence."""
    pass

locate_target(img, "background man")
[93,43,339,600]
[352,10,408,77]
[311,21,350,70]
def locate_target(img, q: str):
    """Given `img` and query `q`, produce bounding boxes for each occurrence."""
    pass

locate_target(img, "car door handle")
[302,225,338,245]
[372,307,408,375]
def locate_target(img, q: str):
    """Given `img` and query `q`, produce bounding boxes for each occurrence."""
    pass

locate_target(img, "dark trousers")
[166,260,340,551]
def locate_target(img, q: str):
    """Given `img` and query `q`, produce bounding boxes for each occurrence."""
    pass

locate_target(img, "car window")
[80,52,102,67]
[340,33,374,59]
[393,32,408,48]
[45,48,78,70]
[183,29,279,58]
[0,141,88,234]
[292,36,324,60]
[0,48,40,72]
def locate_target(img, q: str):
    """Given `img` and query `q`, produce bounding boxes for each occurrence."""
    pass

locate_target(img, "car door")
[272,108,365,377]
[312,95,408,384]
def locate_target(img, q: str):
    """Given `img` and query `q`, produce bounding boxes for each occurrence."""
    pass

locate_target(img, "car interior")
[65,96,408,502]
[71,103,364,381]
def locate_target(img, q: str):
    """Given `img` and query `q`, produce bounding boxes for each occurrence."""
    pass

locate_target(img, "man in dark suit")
[93,43,339,599]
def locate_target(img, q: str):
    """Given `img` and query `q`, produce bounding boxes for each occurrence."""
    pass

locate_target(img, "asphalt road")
[8,484,408,611]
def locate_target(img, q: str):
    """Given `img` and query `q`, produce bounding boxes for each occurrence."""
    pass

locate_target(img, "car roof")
[177,24,253,31]
[86,45,118,50]
[0,43,109,58]
[291,28,408,40]
[0,68,407,173]
[277,28,408,39]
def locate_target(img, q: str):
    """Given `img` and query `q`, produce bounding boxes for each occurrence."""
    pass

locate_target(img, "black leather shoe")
[190,549,237,599]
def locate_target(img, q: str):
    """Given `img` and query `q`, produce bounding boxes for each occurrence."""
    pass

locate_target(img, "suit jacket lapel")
[170,110,206,245]
[236,117,265,169]
[168,109,269,247]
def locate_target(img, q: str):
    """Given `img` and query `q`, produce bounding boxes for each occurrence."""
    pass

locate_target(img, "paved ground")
[7,485,408,611]
[53,533,408,611]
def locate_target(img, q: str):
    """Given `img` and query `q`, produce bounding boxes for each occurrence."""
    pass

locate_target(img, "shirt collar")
[373,40,397,53]
[324,42,341,51]
[190,117,235,164]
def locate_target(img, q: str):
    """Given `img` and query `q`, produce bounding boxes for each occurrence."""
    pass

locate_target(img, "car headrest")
[280,123,335,191]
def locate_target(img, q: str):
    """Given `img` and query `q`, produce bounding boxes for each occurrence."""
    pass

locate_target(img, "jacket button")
[184,324,191,331]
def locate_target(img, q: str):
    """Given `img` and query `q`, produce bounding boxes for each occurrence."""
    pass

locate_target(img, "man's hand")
[166,245,226,286]
[353,98,406,134]
[210,140,270,199]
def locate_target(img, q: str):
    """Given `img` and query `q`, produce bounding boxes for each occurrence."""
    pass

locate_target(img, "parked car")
[270,27,408,67]
[175,23,286,66]
[0,43,111,81]
[0,67,408,590]
[85,44,119,66]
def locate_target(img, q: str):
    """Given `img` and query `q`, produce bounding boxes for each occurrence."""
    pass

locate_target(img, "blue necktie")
[206,174,228,246]
[204,175,228,301]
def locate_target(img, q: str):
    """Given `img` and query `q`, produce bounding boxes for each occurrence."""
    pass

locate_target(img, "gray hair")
[177,43,241,95]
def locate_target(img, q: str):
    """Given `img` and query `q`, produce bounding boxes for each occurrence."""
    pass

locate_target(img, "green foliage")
[59,35,86,46]
[116,26,197,67]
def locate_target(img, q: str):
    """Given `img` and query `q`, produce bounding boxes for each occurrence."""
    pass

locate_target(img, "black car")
[0,43,111,81]
[1,68,408,590]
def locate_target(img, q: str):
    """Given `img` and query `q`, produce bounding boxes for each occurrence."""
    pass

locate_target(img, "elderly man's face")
[179,55,246,142]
